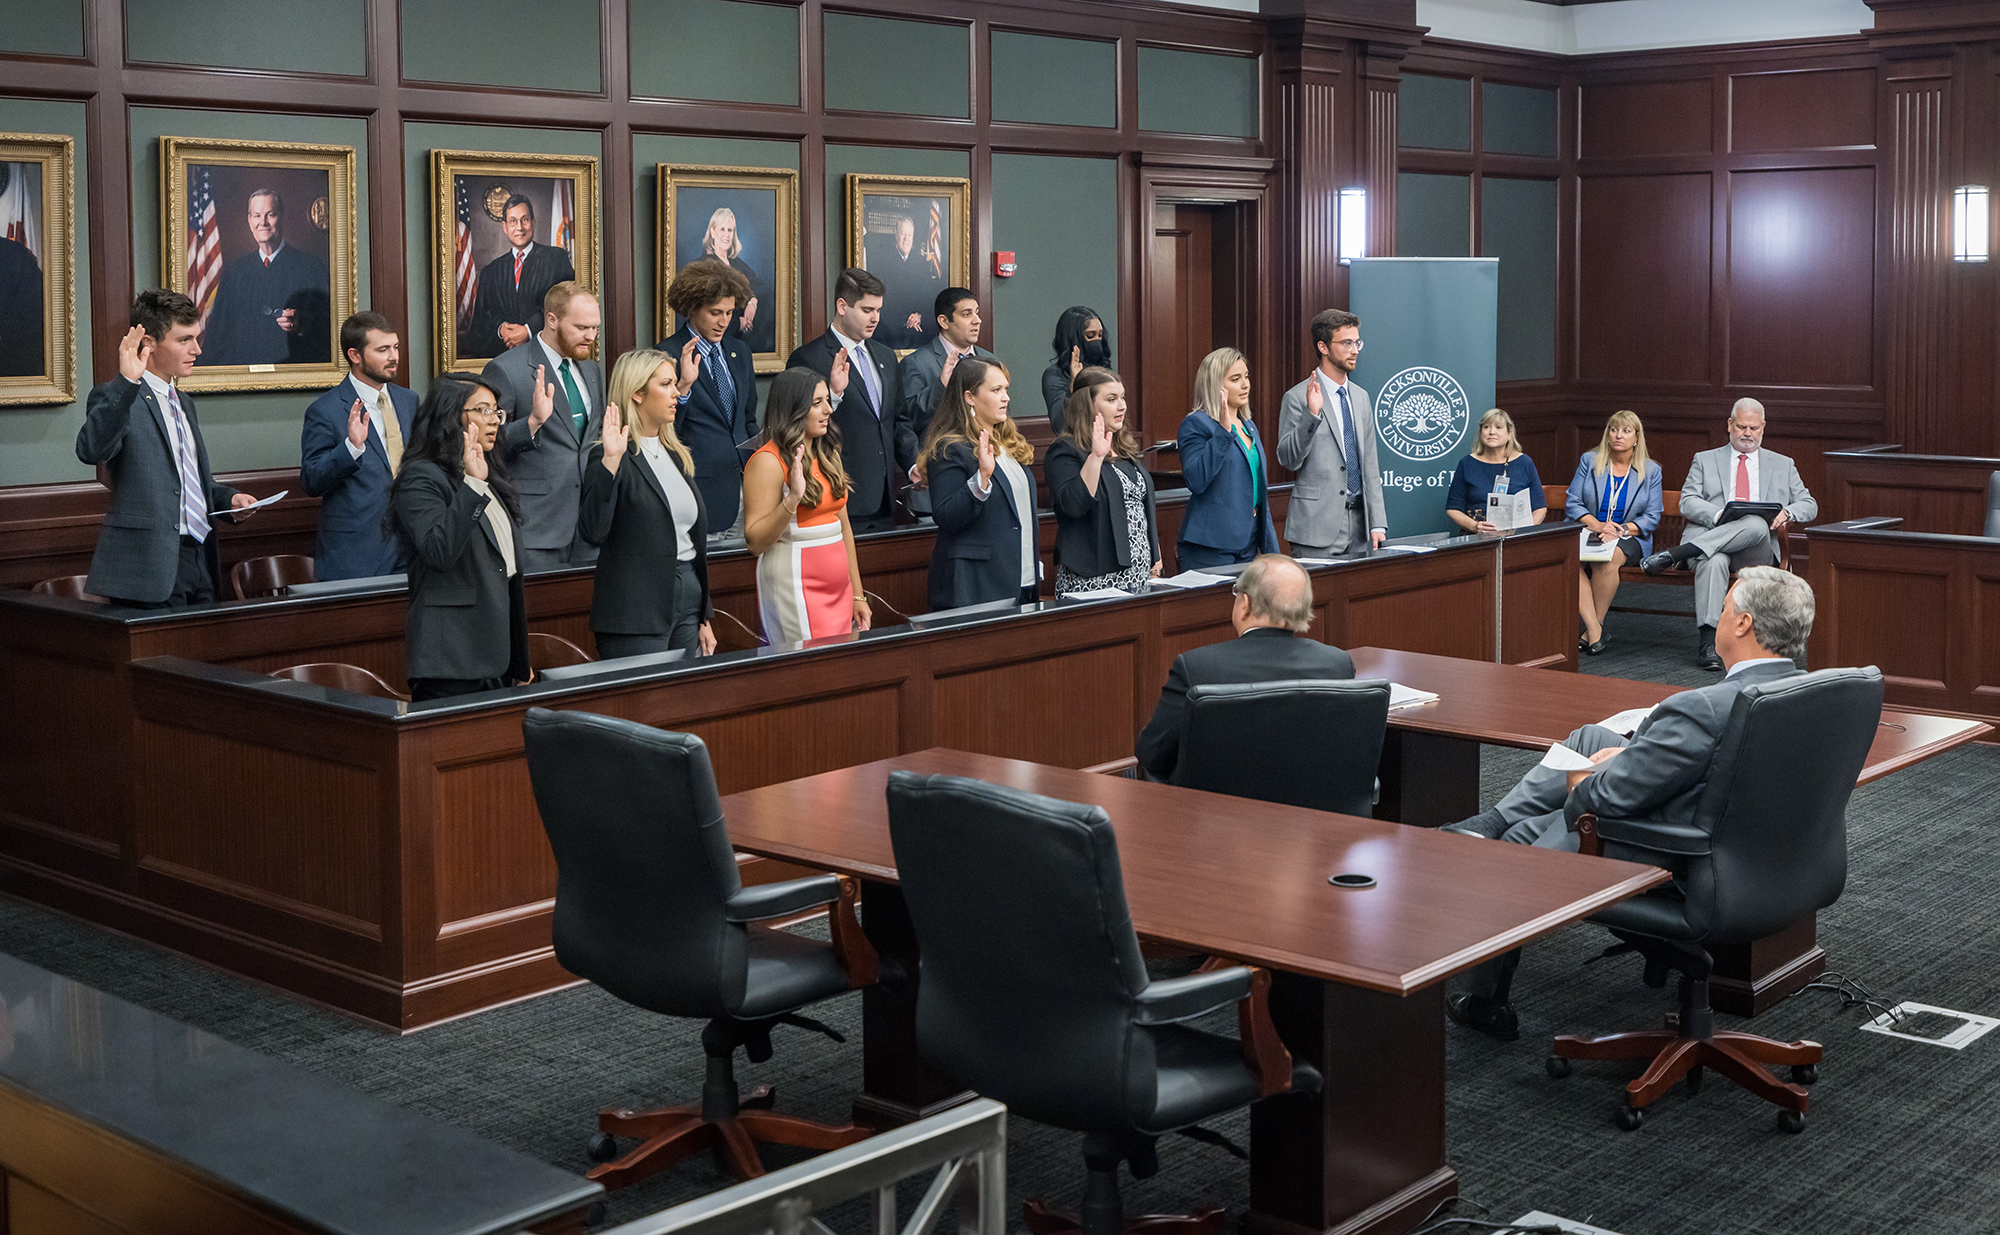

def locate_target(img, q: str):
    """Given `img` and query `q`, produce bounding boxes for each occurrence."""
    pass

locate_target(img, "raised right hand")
[462,425,489,481]
[117,325,152,384]
[529,364,555,430]
[346,398,369,449]
[1306,374,1324,418]
[1090,412,1113,460]
[787,443,809,507]
[1068,345,1082,379]
[678,337,702,390]
[976,428,996,484]
[829,345,851,397]
[601,404,628,469]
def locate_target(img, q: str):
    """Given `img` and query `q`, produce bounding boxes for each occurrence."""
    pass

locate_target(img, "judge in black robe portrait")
[198,188,332,367]
[463,193,575,360]
[0,234,43,377]
[867,214,944,351]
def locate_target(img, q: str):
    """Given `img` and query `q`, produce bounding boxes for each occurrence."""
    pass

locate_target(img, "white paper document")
[210,489,287,517]
[1579,530,1619,562]
[1295,557,1340,566]
[1388,682,1439,710]
[1597,706,1656,736]
[1060,587,1135,601]
[1486,489,1533,530]
[1150,571,1233,589]
[1538,742,1600,772]
[1373,544,1436,555]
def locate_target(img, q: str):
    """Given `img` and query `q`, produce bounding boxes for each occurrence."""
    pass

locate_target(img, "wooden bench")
[1546,482,1792,617]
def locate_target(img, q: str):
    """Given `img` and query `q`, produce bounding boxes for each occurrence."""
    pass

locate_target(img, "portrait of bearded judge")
[198,188,332,366]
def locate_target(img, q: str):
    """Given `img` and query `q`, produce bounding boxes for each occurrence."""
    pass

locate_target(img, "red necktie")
[513,252,525,287]
[1734,452,1751,500]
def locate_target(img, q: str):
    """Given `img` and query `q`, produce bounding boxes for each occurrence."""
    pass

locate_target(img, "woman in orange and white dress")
[743,365,872,642]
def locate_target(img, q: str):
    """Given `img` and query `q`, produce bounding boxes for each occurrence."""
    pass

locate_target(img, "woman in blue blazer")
[1566,410,1664,654]
[658,260,758,532]
[918,357,1040,610]
[1177,348,1279,571]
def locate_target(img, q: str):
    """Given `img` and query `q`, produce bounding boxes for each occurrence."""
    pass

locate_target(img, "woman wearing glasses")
[389,375,531,700]
[1277,309,1387,557]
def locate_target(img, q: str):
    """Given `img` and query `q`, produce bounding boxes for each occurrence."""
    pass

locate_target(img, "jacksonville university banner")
[1346,258,1499,537]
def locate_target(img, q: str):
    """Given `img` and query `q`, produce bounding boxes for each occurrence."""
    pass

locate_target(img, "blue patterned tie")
[1337,383,1363,497]
[166,387,211,542]
[704,338,735,417]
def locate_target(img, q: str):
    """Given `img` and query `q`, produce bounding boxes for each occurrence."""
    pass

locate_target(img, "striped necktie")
[703,338,736,414]
[165,387,212,542]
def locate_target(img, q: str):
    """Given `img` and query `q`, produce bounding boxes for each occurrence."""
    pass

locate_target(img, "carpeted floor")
[3,582,1995,1234]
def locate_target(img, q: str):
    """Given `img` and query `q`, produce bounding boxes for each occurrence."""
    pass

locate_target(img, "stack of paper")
[1579,529,1619,562]
[1539,742,1601,772]
[1597,706,1656,736]
[1150,570,1233,589]
[1388,682,1439,710]
[1060,587,1136,601]
[1374,544,1436,555]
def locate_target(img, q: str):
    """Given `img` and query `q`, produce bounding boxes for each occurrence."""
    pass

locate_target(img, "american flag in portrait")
[925,201,943,280]
[551,178,575,254]
[454,176,477,319]
[187,167,222,325]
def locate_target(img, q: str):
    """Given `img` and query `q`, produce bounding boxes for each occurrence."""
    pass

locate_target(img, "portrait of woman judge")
[658,164,797,372]
[677,196,776,355]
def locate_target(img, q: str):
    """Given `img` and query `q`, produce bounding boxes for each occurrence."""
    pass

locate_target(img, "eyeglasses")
[465,405,507,423]
[1330,338,1364,353]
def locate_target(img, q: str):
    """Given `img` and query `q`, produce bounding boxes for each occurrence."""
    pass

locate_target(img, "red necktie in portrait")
[513,251,525,288]
[1735,452,1750,501]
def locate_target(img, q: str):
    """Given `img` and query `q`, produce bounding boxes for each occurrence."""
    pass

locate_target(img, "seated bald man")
[1135,554,1355,781]
[1442,565,1815,1041]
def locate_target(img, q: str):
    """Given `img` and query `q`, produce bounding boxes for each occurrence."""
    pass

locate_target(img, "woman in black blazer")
[1046,366,1160,595]
[388,376,529,701]
[1040,305,1111,434]
[917,356,1040,610]
[578,348,715,660]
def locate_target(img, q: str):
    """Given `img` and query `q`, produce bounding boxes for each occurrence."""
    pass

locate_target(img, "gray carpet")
[4,592,1996,1234]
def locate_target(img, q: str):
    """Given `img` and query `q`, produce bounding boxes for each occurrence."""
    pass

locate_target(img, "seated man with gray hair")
[1442,565,1817,1041]
[1135,554,1355,781]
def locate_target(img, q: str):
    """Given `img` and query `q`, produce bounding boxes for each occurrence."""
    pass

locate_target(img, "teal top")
[1228,423,1263,512]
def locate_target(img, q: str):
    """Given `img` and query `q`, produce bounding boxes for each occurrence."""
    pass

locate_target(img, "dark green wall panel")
[1138,47,1257,137]
[990,153,1118,407]
[991,32,1116,129]
[128,107,371,473]
[1400,74,1470,151]
[1396,172,1471,258]
[823,14,967,118]
[0,98,91,485]
[0,0,83,57]
[403,0,600,93]
[1483,82,1557,158]
[1482,176,1557,383]
[630,0,798,106]
[129,0,364,76]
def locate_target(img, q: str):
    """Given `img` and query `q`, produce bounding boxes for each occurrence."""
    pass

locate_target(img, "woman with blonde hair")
[1565,409,1664,654]
[744,366,870,641]
[1446,408,1547,533]
[578,348,715,658]
[1045,366,1160,594]
[918,355,1040,609]
[699,206,772,353]
[1177,347,1279,571]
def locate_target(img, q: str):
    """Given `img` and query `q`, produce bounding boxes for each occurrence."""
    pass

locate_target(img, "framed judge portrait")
[161,136,357,393]
[845,173,970,354]
[659,164,798,373]
[432,149,601,375]
[0,132,76,406]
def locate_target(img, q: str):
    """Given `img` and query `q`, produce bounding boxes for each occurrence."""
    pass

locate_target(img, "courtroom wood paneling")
[432,754,553,928]
[1729,67,1878,152]
[1579,78,1713,158]
[1502,534,1578,669]
[1336,552,1492,662]
[933,636,1142,768]
[1825,449,2000,532]
[1821,563,1950,685]
[1578,173,1714,383]
[1886,61,1949,453]
[1727,166,1878,388]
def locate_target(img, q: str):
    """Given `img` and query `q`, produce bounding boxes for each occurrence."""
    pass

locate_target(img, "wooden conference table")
[719,749,1674,1235]
[1351,647,1994,1013]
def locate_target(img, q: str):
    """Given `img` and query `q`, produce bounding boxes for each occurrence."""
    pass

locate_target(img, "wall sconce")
[1953,185,1989,262]
[1339,186,1367,265]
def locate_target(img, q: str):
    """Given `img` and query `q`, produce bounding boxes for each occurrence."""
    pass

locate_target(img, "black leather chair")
[1549,667,1884,1133]
[1172,679,1390,817]
[884,771,1320,1235]
[1983,470,1999,538]
[522,708,879,1190]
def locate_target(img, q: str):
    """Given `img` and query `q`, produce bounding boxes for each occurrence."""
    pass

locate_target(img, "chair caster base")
[1614,1105,1644,1131]
[1790,1064,1818,1085]
[1546,1056,1572,1079]
[585,1093,870,1192]
[1022,1198,1226,1235]
[1777,1109,1805,1134]
[588,1132,620,1163]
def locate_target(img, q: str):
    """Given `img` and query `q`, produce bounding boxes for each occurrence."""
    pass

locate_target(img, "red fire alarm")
[992,251,1018,278]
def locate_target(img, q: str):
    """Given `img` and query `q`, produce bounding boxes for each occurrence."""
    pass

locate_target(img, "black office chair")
[1549,667,1883,1133]
[1172,679,1390,817]
[522,708,879,1191]
[885,771,1319,1235]
[1983,470,1999,538]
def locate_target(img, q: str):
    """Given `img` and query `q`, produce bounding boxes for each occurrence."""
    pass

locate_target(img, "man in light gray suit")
[898,287,995,439]
[1641,397,1816,670]
[1441,565,1814,1040]
[1276,309,1386,556]
[484,281,605,573]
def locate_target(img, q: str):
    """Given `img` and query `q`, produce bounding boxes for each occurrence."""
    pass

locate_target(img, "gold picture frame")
[658,163,799,374]
[844,173,972,354]
[432,149,601,375]
[0,133,77,406]
[161,136,357,393]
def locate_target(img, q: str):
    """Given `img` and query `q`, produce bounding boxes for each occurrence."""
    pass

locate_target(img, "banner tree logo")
[1375,366,1472,462]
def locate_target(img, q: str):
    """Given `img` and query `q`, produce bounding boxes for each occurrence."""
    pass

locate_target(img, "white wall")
[1416,0,1873,55]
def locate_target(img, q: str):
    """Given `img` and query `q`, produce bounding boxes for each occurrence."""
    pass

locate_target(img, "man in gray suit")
[1276,308,1387,556]
[76,291,257,607]
[1440,566,1813,1040]
[484,281,604,572]
[898,286,995,439]
[1641,397,1816,669]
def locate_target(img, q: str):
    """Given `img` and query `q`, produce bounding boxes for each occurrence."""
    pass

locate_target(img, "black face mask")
[1079,339,1111,367]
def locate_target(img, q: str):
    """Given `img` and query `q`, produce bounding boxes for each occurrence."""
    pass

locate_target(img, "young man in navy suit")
[786,267,918,534]
[659,259,757,533]
[300,311,417,580]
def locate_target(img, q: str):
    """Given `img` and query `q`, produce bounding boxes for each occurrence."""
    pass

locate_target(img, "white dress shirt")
[638,436,699,562]
[140,370,193,535]
[462,474,518,577]
[344,374,389,460]
[1726,656,1792,678]
[828,325,872,409]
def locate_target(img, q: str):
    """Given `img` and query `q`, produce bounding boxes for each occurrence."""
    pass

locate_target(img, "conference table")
[718,748,1673,1235]
[1350,647,1994,1013]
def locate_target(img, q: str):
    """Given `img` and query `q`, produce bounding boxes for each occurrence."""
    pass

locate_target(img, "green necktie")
[560,360,587,439]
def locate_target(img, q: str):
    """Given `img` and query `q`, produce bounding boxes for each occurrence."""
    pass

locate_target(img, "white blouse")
[638,436,699,562]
